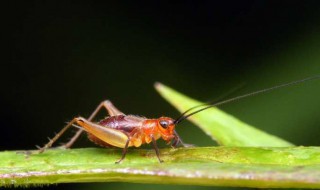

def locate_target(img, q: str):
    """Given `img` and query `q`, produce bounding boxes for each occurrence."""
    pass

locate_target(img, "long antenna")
[174,83,245,124]
[174,75,320,124]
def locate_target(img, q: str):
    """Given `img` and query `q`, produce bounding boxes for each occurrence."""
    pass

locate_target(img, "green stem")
[1,147,320,188]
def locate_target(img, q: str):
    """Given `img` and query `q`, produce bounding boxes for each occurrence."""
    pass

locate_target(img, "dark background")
[2,1,320,190]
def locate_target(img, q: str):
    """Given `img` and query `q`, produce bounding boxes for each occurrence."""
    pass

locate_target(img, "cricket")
[38,75,320,163]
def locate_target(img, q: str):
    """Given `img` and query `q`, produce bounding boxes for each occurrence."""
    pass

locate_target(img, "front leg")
[172,130,194,148]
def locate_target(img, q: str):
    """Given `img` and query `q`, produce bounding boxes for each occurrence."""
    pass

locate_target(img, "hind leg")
[62,100,125,148]
[38,118,82,153]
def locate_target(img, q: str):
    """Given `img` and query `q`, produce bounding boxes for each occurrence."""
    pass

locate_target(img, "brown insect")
[38,76,319,163]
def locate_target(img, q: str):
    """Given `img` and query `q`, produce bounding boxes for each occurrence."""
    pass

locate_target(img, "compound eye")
[159,120,169,129]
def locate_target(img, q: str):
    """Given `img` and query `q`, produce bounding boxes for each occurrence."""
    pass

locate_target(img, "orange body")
[84,115,176,148]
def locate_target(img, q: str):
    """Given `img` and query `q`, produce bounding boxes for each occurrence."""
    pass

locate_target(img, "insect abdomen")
[99,115,144,132]
[87,115,145,147]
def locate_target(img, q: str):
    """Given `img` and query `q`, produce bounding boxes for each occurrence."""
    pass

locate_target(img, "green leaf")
[154,82,293,146]
[1,147,320,188]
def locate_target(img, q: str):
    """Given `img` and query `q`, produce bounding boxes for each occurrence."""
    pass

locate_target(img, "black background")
[3,1,320,190]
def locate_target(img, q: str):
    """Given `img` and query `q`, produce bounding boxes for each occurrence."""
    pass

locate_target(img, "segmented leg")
[38,118,81,153]
[115,138,130,164]
[172,130,194,148]
[39,115,130,154]
[151,135,163,163]
[62,100,124,148]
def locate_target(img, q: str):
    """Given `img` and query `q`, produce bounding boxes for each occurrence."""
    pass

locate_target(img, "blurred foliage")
[156,82,293,146]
